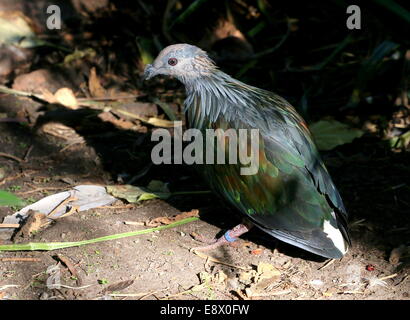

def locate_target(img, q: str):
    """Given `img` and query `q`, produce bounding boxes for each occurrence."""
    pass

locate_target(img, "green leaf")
[106,183,170,203]
[0,190,24,207]
[310,120,363,151]
[136,37,155,65]
[389,131,410,149]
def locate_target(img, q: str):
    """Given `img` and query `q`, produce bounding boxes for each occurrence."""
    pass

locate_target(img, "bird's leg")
[191,222,252,251]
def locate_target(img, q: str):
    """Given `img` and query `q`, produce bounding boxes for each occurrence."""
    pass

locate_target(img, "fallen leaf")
[256,262,281,281]
[89,67,106,98]
[146,209,199,227]
[389,131,410,149]
[13,210,47,240]
[214,270,228,284]
[40,88,57,104]
[106,184,170,203]
[238,270,256,284]
[310,120,364,151]
[54,88,78,109]
[389,245,409,265]
[103,280,134,294]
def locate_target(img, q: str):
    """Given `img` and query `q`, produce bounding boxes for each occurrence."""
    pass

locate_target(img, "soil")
[0,94,409,300]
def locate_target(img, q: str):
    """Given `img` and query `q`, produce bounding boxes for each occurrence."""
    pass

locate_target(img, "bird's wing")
[199,85,350,257]
[245,88,347,217]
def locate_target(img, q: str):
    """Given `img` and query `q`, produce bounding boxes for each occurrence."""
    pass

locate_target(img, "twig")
[59,284,93,290]
[109,287,168,299]
[77,95,139,101]
[338,290,364,294]
[0,152,25,163]
[23,145,34,162]
[0,257,41,262]
[0,85,175,128]
[233,290,249,300]
[0,224,20,228]
[0,285,19,290]
[97,204,134,209]
[56,254,83,286]
[318,259,335,270]
[16,186,65,195]
[395,274,409,286]
[124,221,145,226]
[0,173,25,186]
[378,273,398,281]
[48,196,77,219]
[56,205,80,219]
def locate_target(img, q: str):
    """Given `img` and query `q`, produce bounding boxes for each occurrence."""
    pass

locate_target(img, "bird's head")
[143,44,216,83]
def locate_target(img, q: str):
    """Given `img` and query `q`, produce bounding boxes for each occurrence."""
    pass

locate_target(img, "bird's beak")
[143,64,156,80]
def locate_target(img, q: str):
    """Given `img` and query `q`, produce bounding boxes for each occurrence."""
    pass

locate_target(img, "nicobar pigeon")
[144,44,350,259]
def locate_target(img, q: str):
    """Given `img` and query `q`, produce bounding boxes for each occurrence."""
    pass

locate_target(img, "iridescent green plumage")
[145,44,350,258]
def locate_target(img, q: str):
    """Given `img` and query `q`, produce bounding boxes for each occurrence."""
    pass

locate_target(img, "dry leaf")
[256,262,281,281]
[40,88,57,104]
[14,210,47,240]
[214,270,228,284]
[89,67,106,98]
[54,88,78,109]
[146,209,199,227]
[103,280,134,293]
[389,245,409,265]
[251,248,263,255]
[239,270,256,284]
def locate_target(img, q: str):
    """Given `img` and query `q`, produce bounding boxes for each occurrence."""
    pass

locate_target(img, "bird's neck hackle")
[182,68,260,129]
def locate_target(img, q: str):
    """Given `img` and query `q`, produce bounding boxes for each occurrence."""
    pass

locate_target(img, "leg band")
[224,230,237,243]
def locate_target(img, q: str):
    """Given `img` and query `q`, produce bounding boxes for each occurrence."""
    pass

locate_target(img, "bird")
[144,43,350,259]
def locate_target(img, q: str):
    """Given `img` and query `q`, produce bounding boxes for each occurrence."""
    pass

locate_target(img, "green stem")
[0,217,199,252]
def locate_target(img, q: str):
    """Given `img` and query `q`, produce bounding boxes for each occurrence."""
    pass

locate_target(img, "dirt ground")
[0,97,409,300]
[0,0,409,301]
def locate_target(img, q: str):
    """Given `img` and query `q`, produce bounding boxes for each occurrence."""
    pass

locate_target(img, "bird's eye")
[168,58,178,66]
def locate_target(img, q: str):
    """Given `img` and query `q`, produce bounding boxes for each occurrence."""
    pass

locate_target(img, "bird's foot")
[191,223,251,252]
